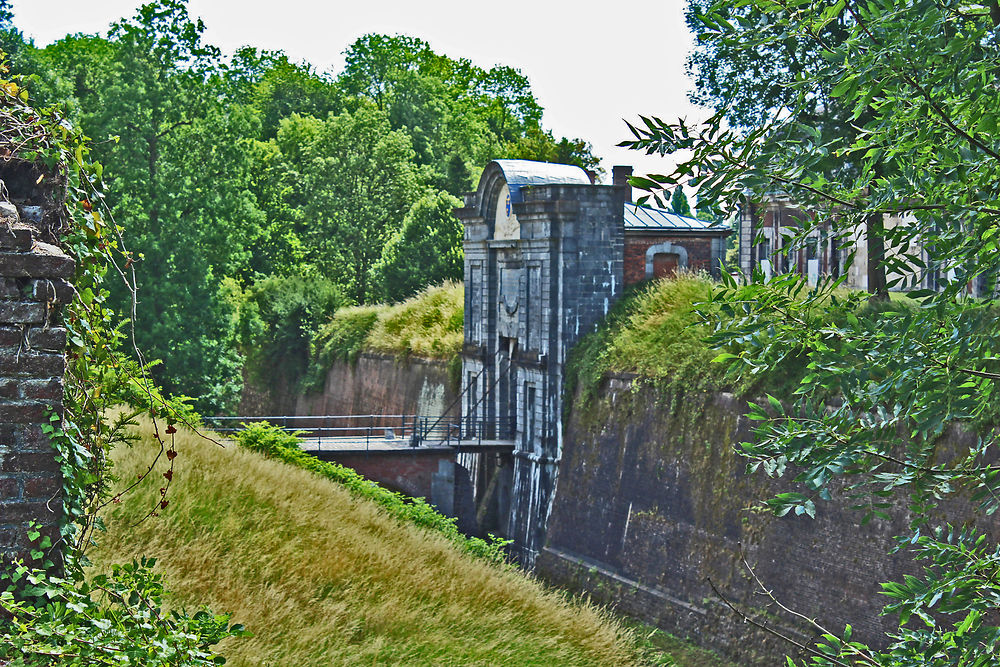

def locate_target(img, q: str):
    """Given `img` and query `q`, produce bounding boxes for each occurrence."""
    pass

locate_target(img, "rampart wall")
[536,377,980,665]
[240,353,459,420]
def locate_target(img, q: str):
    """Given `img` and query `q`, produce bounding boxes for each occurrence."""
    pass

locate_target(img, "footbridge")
[204,414,516,537]
[205,414,515,452]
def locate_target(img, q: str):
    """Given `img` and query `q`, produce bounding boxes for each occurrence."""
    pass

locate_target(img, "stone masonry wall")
[0,193,73,561]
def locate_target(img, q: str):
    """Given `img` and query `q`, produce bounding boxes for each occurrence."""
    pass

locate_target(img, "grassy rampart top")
[565,273,920,406]
[307,282,462,379]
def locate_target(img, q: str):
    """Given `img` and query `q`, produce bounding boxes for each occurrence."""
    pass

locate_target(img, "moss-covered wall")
[537,377,931,665]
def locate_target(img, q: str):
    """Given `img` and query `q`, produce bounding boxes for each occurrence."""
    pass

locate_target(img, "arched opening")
[644,241,689,280]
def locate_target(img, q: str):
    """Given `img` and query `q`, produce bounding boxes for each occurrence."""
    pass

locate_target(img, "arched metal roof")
[493,159,592,203]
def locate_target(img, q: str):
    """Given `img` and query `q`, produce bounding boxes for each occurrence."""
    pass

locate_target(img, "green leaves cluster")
[1,558,246,665]
[624,0,1000,662]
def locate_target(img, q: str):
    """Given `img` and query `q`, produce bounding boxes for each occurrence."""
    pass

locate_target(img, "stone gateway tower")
[456,160,626,564]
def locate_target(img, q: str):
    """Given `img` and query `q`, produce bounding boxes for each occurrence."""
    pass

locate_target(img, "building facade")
[456,160,731,564]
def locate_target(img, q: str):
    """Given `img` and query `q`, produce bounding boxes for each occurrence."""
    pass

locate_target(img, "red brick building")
[612,166,732,286]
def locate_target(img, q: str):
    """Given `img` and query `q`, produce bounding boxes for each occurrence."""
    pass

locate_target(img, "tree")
[339,34,601,191]
[244,51,343,140]
[34,0,265,412]
[374,190,464,303]
[670,185,691,217]
[274,106,422,304]
[685,0,889,299]
[625,0,1000,662]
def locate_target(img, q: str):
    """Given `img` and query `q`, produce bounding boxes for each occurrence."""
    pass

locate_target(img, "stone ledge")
[0,244,74,279]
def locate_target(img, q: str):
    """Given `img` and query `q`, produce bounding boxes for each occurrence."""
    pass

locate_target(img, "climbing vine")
[0,55,242,664]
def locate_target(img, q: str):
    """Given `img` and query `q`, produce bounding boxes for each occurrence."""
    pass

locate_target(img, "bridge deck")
[295,436,515,454]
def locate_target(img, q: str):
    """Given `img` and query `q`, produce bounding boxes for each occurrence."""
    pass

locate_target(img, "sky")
[10,0,708,188]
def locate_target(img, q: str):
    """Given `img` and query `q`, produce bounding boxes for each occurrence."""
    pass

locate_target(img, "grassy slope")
[566,274,920,402]
[91,419,644,667]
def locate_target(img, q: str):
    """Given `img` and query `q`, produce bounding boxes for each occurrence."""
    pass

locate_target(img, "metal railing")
[204,414,515,450]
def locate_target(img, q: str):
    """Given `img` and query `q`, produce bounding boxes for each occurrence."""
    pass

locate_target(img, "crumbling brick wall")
[0,161,73,561]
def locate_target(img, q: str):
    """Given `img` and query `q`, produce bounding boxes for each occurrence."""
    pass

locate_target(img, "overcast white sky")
[10,0,706,186]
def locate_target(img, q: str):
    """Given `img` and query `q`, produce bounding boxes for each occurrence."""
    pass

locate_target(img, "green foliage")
[626,0,1000,661]
[274,105,422,304]
[305,283,464,390]
[234,421,510,563]
[565,275,725,408]
[0,47,238,663]
[669,185,691,217]
[309,305,380,369]
[339,33,601,187]
[12,3,601,409]
[0,559,246,665]
[364,281,464,358]
[375,190,464,303]
[238,273,342,386]
[27,0,267,413]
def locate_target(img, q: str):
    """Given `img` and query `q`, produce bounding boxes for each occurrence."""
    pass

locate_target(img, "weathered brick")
[27,327,67,352]
[0,248,73,279]
[7,424,56,452]
[0,477,20,500]
[0,452,61,474]
[0,326,23,346]
[20,378,63,401]
[23,476,60,500]
[0,224,34,252]
[0,402,50,423]
[31,278,74,304]
[0,278,21,298]
[0,500,54,524]
[0,300,45,324]
[0,351,64,376]
[0,379,17,398]
[0,526,16,545]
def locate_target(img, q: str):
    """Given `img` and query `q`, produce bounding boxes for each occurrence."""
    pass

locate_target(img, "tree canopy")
[626,0,1000,662]
[2,0,600,412]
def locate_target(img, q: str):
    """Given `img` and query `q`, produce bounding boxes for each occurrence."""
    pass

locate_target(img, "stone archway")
[645,241,689,279]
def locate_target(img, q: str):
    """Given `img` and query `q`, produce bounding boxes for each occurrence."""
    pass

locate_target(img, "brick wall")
[0,180,73,562]
[624,234,716,285]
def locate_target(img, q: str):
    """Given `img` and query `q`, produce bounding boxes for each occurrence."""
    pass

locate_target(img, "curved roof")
[624,204,730,232]
[493,159,591,203]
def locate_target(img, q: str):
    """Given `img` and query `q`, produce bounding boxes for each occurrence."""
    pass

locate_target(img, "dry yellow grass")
[90,419,642,666]
[365,281,464,359]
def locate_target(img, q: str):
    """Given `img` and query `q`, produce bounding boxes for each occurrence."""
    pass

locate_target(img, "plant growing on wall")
[624,0,1000,662]
[0,54,243,665]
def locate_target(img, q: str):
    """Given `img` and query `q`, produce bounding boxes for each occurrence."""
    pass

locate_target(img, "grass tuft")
[365,281,464,359]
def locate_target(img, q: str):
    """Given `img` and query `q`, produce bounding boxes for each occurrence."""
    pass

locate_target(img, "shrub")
[238,273,343,387]
[1,558,245,665]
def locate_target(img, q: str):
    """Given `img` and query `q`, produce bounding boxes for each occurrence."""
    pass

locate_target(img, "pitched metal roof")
[493,159,592,203]
[624,203,730,232]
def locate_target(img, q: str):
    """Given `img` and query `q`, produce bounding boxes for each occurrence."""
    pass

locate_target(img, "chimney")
[612,165,632,187]
[612,165,633,201]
